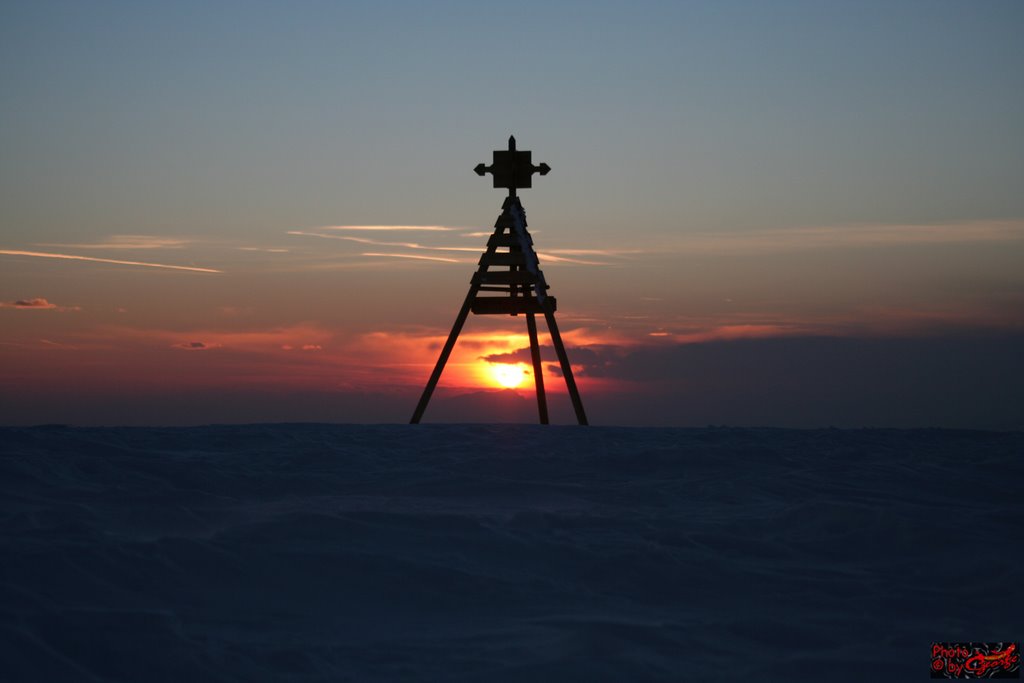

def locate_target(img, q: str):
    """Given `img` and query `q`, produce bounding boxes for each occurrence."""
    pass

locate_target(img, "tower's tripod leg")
[410,286,478,424]
[542,306,588,426]
[526,312,549,424]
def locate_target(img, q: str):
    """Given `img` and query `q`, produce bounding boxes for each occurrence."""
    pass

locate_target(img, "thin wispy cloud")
[83,324,335,356]
[362,252,462,263]
[672,220,1024,254]
[536,252,612,266]
[337,235,480,252]
[545,248,645,256]
[293,222,1016,270]
[323,225,455,232]
[288,230,478,252]
[37,235,191,250]
[39,338,79,349]
[654,324,819,344]
[290,231,618,266]
[0,250,222,273]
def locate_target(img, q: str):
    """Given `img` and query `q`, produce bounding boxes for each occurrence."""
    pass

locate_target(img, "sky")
[2,0,1022,427]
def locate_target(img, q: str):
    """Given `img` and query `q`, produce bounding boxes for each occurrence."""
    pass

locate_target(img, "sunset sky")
[2,1,1022,427]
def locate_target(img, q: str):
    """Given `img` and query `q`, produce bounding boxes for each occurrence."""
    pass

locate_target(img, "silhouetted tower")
[410,136,588,425]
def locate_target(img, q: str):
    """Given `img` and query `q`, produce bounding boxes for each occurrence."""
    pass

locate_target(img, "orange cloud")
[1,297,57,309]
[0,297,80,311]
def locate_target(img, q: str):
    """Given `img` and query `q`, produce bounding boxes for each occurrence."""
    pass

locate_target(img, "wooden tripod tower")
[410,136,588,425]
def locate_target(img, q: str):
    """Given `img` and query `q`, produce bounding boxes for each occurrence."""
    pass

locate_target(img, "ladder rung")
[474,271,538,286]
[479,252,527,266]
[487,233,518,248]
[471,297,556,315]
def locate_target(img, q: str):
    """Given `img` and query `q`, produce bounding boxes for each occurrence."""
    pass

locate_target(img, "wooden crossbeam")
[471,297,556,315]
[479,252,527,267]
[487,234,519,248]
[473,271,539,286]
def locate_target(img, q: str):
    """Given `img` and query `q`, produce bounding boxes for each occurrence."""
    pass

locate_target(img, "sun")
[490,363,528,389]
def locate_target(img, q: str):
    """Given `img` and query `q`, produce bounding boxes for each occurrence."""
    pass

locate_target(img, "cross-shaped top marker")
[474,136,550,195]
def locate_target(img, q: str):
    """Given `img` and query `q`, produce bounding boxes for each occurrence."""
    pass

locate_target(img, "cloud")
[281,344,324,351]
[535,252,613,266]
[0,250,221,273]
[98,323,336,355]
[593,333,1024,429]
[479,330,1024,428]
[219,306,252,317]
[656,324,817,344]
[667,220,1024,254]
[339,235,480,252]
[482,346,557,365]
[322,225,455,232]
[39,339,78,349]
[1,298,56,309]
[544,248,645,257]
[361,252,462,263]
[288,230,478,252]
[480,322,835,380]
[287,227,635,269]
[174,341,219,350]
[37,235,191,250]
[288,230,623,268]
[0,297,80,311]
[483,344,624,378]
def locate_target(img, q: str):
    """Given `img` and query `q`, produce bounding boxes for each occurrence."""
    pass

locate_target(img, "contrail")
[0,250,222,273]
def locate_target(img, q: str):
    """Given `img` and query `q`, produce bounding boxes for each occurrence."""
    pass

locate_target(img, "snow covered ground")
[1,425,1021,681]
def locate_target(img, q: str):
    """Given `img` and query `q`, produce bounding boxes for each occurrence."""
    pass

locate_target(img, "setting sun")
[490,363,528,389]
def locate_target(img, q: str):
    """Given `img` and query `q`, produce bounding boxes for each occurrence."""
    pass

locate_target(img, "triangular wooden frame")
[410,195,588,425]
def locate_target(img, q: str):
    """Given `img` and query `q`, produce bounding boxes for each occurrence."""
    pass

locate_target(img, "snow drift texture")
[1,425,1021,682]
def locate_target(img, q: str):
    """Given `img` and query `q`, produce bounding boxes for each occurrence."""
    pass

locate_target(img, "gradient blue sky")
[2,1,1022,426]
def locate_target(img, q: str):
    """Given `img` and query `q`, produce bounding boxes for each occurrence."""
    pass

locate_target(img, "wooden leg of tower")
[542,306,589,426]
[525,312,549,424]
[410,288,477,424]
